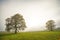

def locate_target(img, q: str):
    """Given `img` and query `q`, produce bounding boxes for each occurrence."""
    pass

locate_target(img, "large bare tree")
[5,13,26,33]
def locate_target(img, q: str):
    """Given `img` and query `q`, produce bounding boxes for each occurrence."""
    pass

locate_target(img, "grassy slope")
[0,31,60,40]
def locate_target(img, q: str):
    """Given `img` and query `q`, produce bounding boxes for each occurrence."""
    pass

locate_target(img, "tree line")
[5,13,56,34]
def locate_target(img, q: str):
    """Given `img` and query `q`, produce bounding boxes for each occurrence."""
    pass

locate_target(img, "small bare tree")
[46,20,55,31]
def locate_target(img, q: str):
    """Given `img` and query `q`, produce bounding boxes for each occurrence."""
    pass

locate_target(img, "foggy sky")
[0,0,60,31]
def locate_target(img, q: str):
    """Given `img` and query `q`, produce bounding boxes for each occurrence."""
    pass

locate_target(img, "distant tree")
[55,27,60,31]
[5,13,26,33]
[46,20,55,31]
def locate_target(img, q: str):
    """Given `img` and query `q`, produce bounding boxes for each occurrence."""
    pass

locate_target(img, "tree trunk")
[15,28,17,34]
[15,23,17,34]
[50,26,53,31]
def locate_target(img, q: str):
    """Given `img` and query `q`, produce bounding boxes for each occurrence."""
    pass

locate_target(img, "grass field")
[0,31,60,40]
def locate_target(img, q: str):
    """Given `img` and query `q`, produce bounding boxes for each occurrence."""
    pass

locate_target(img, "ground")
[0,31,60,40]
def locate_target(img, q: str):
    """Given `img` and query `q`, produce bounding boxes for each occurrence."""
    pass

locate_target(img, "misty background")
[0,0,60,31]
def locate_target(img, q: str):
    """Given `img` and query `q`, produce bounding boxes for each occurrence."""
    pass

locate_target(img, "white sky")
[0,0,60,31]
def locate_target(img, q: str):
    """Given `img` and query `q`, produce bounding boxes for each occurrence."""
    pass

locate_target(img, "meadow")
[0,31,60,40]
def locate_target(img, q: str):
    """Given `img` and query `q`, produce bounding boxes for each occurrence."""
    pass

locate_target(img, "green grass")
[0,31,60,40]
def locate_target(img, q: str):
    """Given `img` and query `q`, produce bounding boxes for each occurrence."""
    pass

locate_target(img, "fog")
[0,0,60,31]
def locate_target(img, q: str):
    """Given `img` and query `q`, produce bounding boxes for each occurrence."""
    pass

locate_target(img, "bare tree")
[5,13,26,33]
[46,20,55,31]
